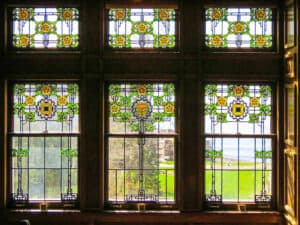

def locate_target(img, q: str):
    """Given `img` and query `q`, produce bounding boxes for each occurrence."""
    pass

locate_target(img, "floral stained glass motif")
[108,83,175,205]
[205,84,273,204]
[205,8,273,48]
[12,8,79,48]
[11,83,79,204]
[108,9,176,48]
[13,83,79,133]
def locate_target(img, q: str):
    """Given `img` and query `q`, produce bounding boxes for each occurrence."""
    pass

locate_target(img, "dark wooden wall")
[0,0,294,224]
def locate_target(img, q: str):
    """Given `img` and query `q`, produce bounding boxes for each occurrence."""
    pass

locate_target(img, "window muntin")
[204,84,273,204]
[205,8,273,48]
[107,83,176,206]
[108,9,176,48]
[12,8,79,48]
[11,83,79,204]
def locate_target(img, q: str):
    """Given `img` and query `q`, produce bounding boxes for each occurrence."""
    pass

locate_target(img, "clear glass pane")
[29,169,45,200]
[45,137,61,168]
[45,169,61,200]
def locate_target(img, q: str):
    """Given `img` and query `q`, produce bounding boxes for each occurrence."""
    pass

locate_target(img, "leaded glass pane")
[205,84,272,134]
[13,83,79,133]
[205,138,272,202]
[205,8,273,48]
[108,9,176,48]
[11,82,79,204]
[12,8,79,48]
[107,83,176,205]
[205,84,273,204]
[11,136,78,201]
[108,137,175,203]
[109,83,175,134]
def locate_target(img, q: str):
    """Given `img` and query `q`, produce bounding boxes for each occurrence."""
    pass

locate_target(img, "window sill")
[4,210,282,225]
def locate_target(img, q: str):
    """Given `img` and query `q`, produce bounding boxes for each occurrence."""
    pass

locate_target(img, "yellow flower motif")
[115,36,126,46]
[159,36,169,46]
[19,9,29,20]
[110,104,120,114]
[40,23,51,33]
[255,36,266,48]
[233,86,244,97]
[164,103,175,114]
[41,85,52,96]
[137,23,147,33]
[136,102,148,117]
[62,36,73,46]
[19,35,29,47]
[256,9,266,20]
[231,103,245,117]
[217,96,227,106]
[233,22,244,34]
[212,9,222,20]
[137,85,147,96]
[25,96,35,106]
[159,10,169,20]
[115,9,126,20]
[39,101,54,117]
[211,36,223,47]
[250,97,260,107]
[57,96,68,106]
[63,9,73,20]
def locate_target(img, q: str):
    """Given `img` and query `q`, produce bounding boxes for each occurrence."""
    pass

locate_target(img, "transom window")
[204,84,274,205]
[106,83,176,208]
[108,8,176,48]
[205,8,273,48]
[11,8,79,48]
[10,83,79,206]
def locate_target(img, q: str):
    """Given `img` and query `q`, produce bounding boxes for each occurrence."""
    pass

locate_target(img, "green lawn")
[108,160,271,201]
[205,170,271,201]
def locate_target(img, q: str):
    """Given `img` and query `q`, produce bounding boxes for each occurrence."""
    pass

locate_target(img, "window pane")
[12,8,79,48]
[205,84,273,204]
[109,83,175,134]
[205,84,272,134]
[11,136,78,201]
[108,137,175,203]
[205,138,272,203]
[13,83,79,133]
[108,82,176,205]
[108,8,176,48]
[205,8,272,48]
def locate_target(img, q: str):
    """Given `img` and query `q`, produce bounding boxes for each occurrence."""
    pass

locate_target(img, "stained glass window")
[205,84,273,204]
[107,83,176,206]
[108,9,176,48]
[12,8,79,48]
[205,8,273,48]
[11,83,79,205]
